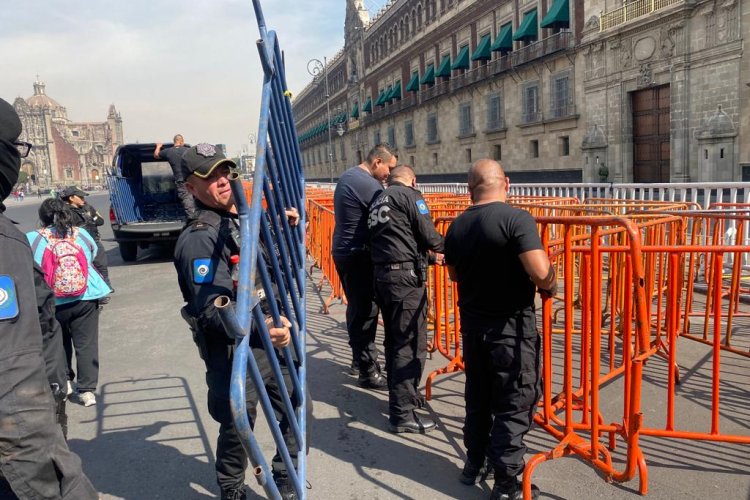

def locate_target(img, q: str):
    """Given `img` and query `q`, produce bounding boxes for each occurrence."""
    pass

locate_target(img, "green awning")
[471,34,492,61]
[406,71,420,92]
[513,10,538,41]
[492,23,513,52]
[384,85,394,102]
[375,89,386,106]
[351,102,359,118]
[363,96,372,112]
[420,64,435,85]
[540,0,569,28]
[451,46,470,70]
[391,80,402,100]
[435,55,452,78]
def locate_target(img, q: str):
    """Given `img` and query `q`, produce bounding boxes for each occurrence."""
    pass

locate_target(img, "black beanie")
[0,97,22,203]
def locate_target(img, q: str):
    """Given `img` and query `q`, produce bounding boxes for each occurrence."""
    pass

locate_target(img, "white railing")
[600,0,683,31]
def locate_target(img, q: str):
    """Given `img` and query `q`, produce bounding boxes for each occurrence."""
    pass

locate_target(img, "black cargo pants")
[461,309,541,480]
[196,329,302,493]
[333,251,380,374]
[374,265,428,424]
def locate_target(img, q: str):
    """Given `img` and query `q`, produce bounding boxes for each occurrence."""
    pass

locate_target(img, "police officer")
[60,186,113,294]
[173,143,300,500]
[0,97,98,498]
[444,159,555,500]
[332,143,396,389]
[368,165,444,433]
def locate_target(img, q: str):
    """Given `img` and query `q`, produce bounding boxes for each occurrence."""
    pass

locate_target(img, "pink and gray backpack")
[34,228,91,298]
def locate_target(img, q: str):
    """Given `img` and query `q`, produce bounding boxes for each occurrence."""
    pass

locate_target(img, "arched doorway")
[21,161,34,184]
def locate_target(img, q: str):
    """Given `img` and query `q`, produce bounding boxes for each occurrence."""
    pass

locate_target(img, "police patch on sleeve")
[416,199,430,215]
[0,275,19,321]
[192,259,215,284]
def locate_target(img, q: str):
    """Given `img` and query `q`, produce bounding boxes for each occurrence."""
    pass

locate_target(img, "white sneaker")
[76,391,96,407]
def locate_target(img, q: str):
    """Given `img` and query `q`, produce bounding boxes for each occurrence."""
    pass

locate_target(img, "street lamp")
[307,57,334,183]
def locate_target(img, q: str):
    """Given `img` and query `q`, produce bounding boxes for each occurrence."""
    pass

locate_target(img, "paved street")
[5,194,750,500]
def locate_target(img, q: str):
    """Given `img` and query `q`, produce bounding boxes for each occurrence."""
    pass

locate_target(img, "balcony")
[600,0,683,31]
[420,81,450,103]
[490,55,512,75]
[511,31,573,67]
[521,111,543,125]
[361,94,417,125]
[548,103,577,120]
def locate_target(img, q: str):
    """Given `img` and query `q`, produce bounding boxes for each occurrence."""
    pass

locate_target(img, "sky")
[0,0,388,156]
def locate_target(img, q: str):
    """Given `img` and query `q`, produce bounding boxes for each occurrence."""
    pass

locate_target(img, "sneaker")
[66,380,74,397]
[273,475,297,500]
[220,487,247,500]
[490,478,540,500]
[459,458,492,485]
[75,391,97,407]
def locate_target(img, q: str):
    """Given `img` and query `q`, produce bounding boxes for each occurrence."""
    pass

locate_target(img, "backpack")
[34,228,91,298]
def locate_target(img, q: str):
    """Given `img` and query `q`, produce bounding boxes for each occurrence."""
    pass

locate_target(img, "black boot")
[273,474,298,500]
[459,457,492,485]
[358,368,388,391]
[490,477,539,500]
[220,486,247,500]
[388,411,436,434]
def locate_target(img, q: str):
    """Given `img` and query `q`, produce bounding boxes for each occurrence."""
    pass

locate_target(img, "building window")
[65,168,73,179]
[522,82,540,124]
[331,142,336,161]
[493,144,502,161]
[404,121,414,147]
[72,130,79,137]
[465,148,472,163]
[387,126,396,147]
[530,140,539,158]
[409,155,415,167]
[432,152,438,166]
[559,136,570,156]
[373,130,381,145]
[459,102,473,136]
[487,93,504,131]
[550,72,572,118]
[340,141,346,160]
[427,113,439,143]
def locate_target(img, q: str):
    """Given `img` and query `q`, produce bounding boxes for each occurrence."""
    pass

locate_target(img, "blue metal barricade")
[215,1,307,498]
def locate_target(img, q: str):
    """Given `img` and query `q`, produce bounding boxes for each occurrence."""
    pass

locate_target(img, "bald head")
[387,164,416,186]
[173,134,185,146]
[468,159,507,204]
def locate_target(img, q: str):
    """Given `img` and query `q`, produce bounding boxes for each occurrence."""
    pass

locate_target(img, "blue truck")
[106,143,186,262]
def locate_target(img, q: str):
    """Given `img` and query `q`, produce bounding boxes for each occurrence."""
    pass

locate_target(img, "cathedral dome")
[26,81,63,110]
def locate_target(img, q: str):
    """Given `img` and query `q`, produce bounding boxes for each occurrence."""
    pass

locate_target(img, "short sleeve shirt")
[332,166,383,257]
[444,202,542,329]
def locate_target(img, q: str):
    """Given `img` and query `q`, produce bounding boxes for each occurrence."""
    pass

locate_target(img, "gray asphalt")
[4,194,749,500]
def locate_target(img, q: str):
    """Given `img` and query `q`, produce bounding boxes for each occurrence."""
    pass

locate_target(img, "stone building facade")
[13,80,124,188]
[293,0,747,183]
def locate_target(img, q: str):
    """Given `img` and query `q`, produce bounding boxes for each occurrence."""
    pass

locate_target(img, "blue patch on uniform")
[193,259,215,284]
[0,275,19,321]
[416,199,429,215]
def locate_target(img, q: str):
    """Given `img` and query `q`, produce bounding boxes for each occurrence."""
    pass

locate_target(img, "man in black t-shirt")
[368,166,444,433]
[154,134,195,217]
[444,159,556,500]
[332,143,396,390]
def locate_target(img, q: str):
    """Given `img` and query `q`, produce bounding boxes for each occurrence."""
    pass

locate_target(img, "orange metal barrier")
[306,198,344,313]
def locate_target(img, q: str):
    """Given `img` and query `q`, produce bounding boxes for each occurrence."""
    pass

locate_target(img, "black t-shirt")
[368,182,444,264]
[444,202,542,329]
[332,166,383,257]
[158,146,189,183]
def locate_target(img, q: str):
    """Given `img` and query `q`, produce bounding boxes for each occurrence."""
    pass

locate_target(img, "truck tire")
[119,242,138,262]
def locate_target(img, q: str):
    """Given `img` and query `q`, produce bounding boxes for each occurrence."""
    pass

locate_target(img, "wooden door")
[632,85,670,183]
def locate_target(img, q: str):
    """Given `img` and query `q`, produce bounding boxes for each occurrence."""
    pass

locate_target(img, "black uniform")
[368,182,444,424]
[332,166,384,376]
[444,201,543,482]
[173,202,298,496]
[70,203,110,287]
[0,208,97,499]
[158,146,196,217]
